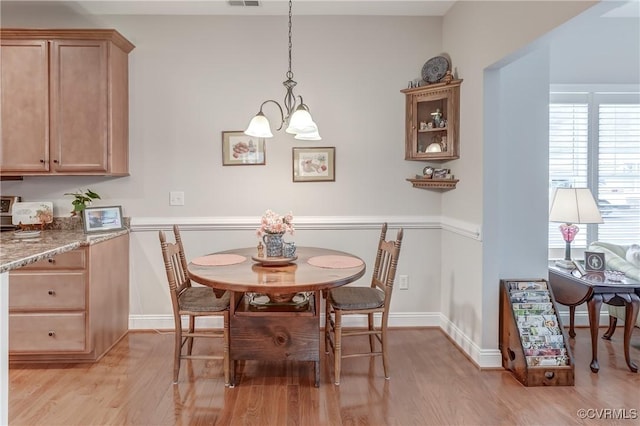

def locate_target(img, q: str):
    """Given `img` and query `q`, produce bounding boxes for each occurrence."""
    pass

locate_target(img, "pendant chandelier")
[244,0,321,140]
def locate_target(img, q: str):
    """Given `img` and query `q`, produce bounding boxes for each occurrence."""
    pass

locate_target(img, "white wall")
[550,13,640,85]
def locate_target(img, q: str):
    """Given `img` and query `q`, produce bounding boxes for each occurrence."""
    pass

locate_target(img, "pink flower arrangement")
[256,209,294,237]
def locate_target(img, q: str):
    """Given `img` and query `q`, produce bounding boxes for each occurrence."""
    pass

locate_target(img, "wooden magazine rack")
[499,278,575,386]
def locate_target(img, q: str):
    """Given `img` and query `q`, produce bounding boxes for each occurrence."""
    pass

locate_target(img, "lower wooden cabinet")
[8,234,129,363]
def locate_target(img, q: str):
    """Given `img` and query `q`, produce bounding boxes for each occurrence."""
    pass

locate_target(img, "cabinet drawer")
[9,312,86,352]
[9,272,85,310]
[17,249,86,270]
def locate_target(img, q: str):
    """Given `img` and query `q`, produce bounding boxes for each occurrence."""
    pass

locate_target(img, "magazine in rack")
[499,279,574,386]
[507,281,569,368]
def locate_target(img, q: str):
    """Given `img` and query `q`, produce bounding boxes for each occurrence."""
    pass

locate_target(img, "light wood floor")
[9,326,640,425]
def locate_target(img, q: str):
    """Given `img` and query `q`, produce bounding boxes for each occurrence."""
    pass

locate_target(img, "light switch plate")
[169,191,185,206]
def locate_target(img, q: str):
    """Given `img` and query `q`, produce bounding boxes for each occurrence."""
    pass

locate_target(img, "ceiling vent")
[228,1,261,6]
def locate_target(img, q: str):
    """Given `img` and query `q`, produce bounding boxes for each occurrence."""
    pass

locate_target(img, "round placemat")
[191,254,247,266]
[307,255,364,269]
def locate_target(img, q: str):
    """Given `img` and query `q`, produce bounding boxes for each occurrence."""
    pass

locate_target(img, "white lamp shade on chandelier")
[243,0,321,141]
[244,113,274,138]
[285,106,316,134]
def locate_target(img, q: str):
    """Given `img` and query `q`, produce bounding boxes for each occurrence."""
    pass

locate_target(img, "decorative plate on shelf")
[251,255,298,266]
[421,56,450,83]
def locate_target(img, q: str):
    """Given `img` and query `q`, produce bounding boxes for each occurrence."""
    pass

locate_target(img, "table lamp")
[549,187,603,269]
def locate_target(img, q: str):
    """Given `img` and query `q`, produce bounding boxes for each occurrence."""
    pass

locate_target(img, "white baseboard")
[439,314,502,368]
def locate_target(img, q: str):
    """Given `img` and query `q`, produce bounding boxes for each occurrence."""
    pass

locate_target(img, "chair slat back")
[159,229,191,303]
[371,224,403,307]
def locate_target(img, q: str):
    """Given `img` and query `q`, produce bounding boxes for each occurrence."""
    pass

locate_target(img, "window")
[549,86,640,248]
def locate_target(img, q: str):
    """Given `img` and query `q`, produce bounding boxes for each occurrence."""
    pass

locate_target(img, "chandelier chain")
[287,0,293,79]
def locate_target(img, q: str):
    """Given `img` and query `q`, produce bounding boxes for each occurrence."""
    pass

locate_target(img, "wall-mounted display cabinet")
[400,79,462,162]
[0,29,134,177]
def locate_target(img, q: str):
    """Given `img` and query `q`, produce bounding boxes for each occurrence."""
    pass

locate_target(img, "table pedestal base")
[229,291,321,387]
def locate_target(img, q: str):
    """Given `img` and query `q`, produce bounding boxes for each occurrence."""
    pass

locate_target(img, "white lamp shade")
[549,187,604,224]
[244,113,274,138]
[286,108,315,134]
[294,127,322,140]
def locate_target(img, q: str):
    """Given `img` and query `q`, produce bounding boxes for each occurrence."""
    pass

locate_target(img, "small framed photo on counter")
[83,206,125,233]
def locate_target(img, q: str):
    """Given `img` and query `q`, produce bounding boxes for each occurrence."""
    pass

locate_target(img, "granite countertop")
[0,228,129,273]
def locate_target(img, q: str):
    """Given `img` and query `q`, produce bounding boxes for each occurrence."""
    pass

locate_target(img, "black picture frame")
[584,251,605,272]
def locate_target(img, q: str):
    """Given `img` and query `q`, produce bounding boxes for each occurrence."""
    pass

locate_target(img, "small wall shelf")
[406,178,458,190]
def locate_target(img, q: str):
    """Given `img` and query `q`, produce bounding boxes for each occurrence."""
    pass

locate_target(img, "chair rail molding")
[130,215,482,240]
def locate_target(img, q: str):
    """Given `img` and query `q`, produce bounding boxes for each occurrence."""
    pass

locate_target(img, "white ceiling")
[6,1,638,18]
[54,0,458,16]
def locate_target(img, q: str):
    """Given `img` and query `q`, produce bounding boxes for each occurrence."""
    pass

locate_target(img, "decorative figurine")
[443,70,453,84]
[431,108,443,127]
[257,241,264,258]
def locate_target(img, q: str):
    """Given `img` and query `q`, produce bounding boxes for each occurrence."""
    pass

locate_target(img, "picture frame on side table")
[584,251,606,272]
[292,147,335,182]
[222,131,266,166]
[83,206,125,234]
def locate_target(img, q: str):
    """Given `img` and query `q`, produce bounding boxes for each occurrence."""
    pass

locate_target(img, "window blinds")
[549,90,640,248]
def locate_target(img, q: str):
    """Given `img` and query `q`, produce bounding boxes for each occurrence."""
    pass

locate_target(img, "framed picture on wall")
[83,206,125,234]
[292,147,335,182]
[221,131,266,166]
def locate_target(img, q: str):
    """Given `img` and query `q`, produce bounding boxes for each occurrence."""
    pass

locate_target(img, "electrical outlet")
[399,275,409,290]
[169,191,185,206]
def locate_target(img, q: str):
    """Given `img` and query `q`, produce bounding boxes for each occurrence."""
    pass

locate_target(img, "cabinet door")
[0,40,49,173]
[50,40,108,173]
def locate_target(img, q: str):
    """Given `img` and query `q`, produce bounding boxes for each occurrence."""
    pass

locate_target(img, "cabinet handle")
[48,290,55,296]
[53,160,59,164]
[48,331,55,337]
[40,159,45,163]
[48,258,55,263]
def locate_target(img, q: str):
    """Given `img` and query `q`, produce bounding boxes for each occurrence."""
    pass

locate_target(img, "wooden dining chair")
[159,225,230,385]
[325,223,403,385]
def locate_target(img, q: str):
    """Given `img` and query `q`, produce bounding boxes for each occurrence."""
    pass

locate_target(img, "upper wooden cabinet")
[0,29,135,176]
[400,79,462,161]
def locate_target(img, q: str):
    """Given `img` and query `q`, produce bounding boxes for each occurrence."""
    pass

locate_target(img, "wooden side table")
[548,262,639,373]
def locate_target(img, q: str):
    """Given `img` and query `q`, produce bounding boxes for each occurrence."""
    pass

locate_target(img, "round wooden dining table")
[187,246,366,387]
